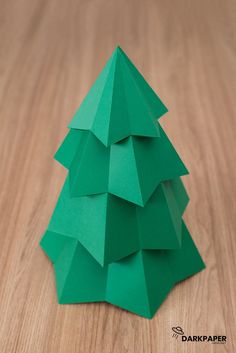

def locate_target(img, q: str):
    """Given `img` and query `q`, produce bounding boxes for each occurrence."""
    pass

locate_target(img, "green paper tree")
[40,47,205,319]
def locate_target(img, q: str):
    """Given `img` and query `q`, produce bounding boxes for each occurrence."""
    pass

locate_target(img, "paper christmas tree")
[40,46,205,319]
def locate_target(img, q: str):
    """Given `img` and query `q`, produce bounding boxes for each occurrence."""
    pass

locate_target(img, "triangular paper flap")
[46,177,186,266]
[55,128,188,206]
[137,182,182,249]
[141,251,174,317]
[54,239,107,303]
[68,47,167,146]
[54,239,78,301]
[109,137,144,205]
[54,129,87,169]
[119,50,160,140]
[106,252,153,318]
[166,177,189,215]
[118,47,168,123]
[161,183,182,241]
[40,231,69,263]
[167,221,205,283]
[68,49,113,132]
[69,132,109,197]
[104,194,139,265]
[54,130,109,189]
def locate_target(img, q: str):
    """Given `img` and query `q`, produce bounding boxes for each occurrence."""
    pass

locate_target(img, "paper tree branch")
[55,126,188,206]
[43,177,189,266]
[68,47,168,146]
[41,222,204,319]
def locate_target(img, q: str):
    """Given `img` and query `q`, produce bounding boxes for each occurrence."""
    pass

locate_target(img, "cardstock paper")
[68,47,168,146]
[45,177,188,266]
[55,127,188,206]
[40,46,205,318]
[40,221,205,319]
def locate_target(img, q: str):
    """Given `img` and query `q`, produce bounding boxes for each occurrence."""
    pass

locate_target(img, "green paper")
[40,46,205,319]
[68,47,168,146]
[45,177,187,266]
[55,126,188,206]
[40,221,205,319]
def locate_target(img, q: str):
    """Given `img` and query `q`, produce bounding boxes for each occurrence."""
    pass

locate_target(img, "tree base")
[40,221,205,319]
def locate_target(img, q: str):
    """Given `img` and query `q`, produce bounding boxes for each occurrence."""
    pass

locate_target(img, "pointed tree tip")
[113,45,126,57]
[115,45,122,51]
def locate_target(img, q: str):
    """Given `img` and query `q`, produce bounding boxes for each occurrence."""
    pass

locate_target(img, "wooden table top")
[0,0,235,352]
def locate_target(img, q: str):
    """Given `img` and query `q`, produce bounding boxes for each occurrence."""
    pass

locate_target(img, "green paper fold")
[40,221,205,319]
[45,176,188,266]
[55,126,188,206]
[68,47,168,146]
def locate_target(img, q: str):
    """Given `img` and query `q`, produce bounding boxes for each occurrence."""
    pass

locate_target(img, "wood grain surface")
[0,0,235,352]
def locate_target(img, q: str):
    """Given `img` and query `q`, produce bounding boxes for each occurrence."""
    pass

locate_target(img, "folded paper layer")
[55,126,188,206]
[45,176,189,266]
[40,221,205,319]
[68,47,168,146]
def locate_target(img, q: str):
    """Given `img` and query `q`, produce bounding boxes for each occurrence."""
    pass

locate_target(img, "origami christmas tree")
[40,47,205,319]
